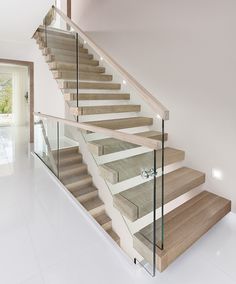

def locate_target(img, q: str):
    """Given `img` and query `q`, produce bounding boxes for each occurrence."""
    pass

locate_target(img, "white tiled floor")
[0,126,236,284]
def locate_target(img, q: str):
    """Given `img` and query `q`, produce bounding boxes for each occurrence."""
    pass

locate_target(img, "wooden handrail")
[52,6,169,121]
[34,112,161,150]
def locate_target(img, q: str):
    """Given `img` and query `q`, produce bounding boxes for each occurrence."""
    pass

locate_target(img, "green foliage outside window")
[0,73,12,114]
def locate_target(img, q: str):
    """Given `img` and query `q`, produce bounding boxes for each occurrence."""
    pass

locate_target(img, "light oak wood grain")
[99,147,185,184]
[48,62,105,72]
[134,191,231,272]
[64,92,130,101]
[58,81,121,90]
[70,104,141,116]
[114,167,205,221]
[53,71,112,81]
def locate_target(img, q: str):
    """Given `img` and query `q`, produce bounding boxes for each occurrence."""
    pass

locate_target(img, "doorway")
[0,59,34,143]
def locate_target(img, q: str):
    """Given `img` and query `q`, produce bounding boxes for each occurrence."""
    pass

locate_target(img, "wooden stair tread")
[70,105,141,116]
[58,81,121,90]
[37,34,80,45]
[43,47,88,55]
[46,53,93,63]
[95,212,111,228]
[37,38,83,49]
[134,191,231,272]
[73,186,98,200]
[107,228,120,244]
[38,40,83,51]
[37,26,75,39]
[81,196,104,212]
[52,146,79,156]
[86,117,153,131]
[63,174,92,187]
[48,62,105,73]
[113,167,205,221]
[99,147,185,184]
[88,130,168,156]
[64,93,130,101]
[60,162,86,172]
[49,58,99,67]
[59,163,87,179]
[58,152,82,166]
[53,71,112,81]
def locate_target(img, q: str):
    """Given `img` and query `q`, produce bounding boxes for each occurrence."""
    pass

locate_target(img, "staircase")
[33,7,231,274]
[37,124,120,244]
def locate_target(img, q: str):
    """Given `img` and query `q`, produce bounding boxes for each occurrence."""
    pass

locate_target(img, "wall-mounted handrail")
[34,112,161,150]
[51,6,169,121]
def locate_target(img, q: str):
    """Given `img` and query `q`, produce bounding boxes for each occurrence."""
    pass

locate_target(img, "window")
[0,73,12,114]
[0,73,12,125]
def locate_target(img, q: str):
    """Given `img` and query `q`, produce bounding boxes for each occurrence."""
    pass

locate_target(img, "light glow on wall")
[212,168,223,181]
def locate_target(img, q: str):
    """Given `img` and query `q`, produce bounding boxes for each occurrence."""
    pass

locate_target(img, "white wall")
[0,39,65,118]
[0,0,54,41]
[71,0,236,212]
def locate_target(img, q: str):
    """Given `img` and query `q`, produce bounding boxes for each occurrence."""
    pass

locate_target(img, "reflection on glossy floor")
[0,126,236,284]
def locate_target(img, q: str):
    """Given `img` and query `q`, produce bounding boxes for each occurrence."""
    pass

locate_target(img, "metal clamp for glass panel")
[141,168,158,179]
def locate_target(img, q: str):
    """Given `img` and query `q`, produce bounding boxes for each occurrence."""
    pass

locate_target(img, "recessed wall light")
[123,80,127,85]
[84,40,87,44]
[212,168,223,181]
[100,57,103,61]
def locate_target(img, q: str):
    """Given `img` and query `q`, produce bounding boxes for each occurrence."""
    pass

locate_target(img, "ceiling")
[0,0,54,42]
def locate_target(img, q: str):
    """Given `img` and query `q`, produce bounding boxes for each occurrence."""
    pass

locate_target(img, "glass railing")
[81,118,165,276]
[34,113,165,276]
[34,114,79,180]
[33,5,168,276]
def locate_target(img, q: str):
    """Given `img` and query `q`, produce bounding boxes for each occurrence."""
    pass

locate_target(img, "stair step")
[81,196,105,216]
[107,228,120,245]
[36,33,81,45]
[36,26,75,39]
[48,62,105,73]
[95,212,112,230]
[58,152,82,167]
[48,58,99,67]
[133,191,231,272]
[99,147,185,184]
[64,174,93,191]
[34,31,74,41]
[53,71,112,81]
[86,117,153,132]
[58,81,121,90]
[45,53,93,63]
[74,186,98,202]
[114,167,205,221]
[38,39,83,50]
[53,146,79,157]
[59,163,87,180]
[88,131,168,156]
[70,105,141,116]
[64,93,130,101]
[43,47,88,56]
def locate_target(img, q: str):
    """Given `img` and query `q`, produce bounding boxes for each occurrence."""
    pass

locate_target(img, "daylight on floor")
[0,0,235,283]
